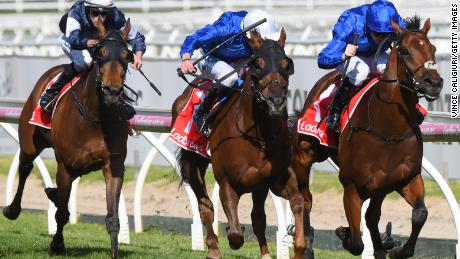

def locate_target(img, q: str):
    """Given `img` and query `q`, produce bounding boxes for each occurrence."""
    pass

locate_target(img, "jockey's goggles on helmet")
[90,8,108,17]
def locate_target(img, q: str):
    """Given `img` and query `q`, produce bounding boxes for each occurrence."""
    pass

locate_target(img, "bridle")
[245,40,294,104]
[380,29,437,97]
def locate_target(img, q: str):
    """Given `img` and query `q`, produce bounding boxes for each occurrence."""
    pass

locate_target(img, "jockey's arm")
[179,11,233,73]
[66,9,91,50]
[317,11,356,69]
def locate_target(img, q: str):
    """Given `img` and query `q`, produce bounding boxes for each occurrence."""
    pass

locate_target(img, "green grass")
[310,171,460,201]
[1,155,459,202]
[0,211,355,259]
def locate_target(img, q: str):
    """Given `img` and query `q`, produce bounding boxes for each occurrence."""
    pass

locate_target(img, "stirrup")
[326,113,341,133]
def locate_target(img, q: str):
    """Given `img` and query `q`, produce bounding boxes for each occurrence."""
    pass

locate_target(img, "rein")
[71,33,131,124]
[346,29,433,142]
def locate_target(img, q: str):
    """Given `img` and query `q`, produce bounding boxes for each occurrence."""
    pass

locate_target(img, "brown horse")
[3,20,133,258]
[172,29,306,259]
[291,17,443,259]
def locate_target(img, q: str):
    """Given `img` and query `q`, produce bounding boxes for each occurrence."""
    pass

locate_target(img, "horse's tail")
[176,148,210,186]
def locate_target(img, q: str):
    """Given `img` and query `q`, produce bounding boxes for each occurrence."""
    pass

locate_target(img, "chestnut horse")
[3,20,134,258]
[172,30,306,259]
[291,17,443,259]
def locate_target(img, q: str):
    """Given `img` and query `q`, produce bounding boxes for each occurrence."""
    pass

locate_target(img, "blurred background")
[0,0,457,177]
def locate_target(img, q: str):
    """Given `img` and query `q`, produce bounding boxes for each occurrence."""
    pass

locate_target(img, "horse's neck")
[375,45,419,128]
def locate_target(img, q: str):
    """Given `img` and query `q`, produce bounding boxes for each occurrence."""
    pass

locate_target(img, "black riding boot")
[39,63,77,112]
[326,78,353,133]
[194,86,223,137]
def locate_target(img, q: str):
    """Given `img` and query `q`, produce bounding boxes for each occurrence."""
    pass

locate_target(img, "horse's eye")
[431,44,437,53]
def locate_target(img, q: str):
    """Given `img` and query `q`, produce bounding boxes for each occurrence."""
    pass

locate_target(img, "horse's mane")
[404,15,421,31]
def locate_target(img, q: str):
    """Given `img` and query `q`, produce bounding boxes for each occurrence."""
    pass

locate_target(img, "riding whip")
[138,68,162,96]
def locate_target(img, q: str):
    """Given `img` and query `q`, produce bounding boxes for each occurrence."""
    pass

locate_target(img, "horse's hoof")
[111,252,119,259]
[261,253,272,259]
[48,242,66,256]
[304,247,314,259]
[227,232,244,250]
[374,250,387,259]
[389,246,408,259]
[2,205,21,220]
[206,248,222,259]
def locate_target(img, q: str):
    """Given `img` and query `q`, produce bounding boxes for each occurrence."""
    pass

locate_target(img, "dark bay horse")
[3,20,134,259]
[291,17,443,259]
[172,29,306,259]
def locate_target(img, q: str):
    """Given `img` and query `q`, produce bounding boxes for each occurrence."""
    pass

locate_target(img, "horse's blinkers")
[248,40,293,117]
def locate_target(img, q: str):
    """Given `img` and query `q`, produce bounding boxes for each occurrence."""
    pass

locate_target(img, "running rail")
[0,103,459,258]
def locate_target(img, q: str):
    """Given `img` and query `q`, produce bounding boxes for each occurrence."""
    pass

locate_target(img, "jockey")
[318,0,406,132]
[179,10,280,135]
[39,0,146,118]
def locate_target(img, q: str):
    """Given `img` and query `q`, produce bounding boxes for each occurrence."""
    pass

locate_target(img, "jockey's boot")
[39,63,77,113]
[194,86,222,137]
[326,78,353,133]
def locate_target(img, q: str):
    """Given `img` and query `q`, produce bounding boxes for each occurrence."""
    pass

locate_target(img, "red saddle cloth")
[297,77,427,148]
[170,82,214,159]
[29,72,82,129]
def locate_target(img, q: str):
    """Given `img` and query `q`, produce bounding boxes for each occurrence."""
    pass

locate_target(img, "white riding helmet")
[84,0,114,9]
[241,10,280,41]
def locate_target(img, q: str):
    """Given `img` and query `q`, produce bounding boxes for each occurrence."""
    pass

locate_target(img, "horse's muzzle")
[103,86,123,105]
[267,96,287,117]
[421,75,443,102]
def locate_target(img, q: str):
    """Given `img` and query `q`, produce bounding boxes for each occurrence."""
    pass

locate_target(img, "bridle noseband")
[381,30,436,97]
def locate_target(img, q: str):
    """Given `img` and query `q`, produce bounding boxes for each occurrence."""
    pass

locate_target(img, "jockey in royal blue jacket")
[179,10,281,135]
[318,0,406,132]
[39,0,146,114]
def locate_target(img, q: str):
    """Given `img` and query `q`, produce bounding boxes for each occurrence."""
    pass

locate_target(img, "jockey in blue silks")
[179,10,281,135]
[318,0,406,132]
[39,0,146,115]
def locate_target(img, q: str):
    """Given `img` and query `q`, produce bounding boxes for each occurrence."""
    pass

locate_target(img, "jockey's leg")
[39,63,78,112]
[40,38,92,112]
[195,57,238,135]
[327,56,370,132]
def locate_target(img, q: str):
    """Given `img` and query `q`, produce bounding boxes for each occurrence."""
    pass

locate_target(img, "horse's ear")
[96,16,107,39]
[422,18,431,33]
[248,30,263,49]
[278,27,286,49]
[391,20,403,36]
[122,18,131,41]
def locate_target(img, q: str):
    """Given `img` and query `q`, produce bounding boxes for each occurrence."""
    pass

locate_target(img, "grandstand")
[0,0,452,58]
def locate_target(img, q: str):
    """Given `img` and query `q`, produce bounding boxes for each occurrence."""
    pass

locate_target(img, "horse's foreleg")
[291,143,315,259]
[183,151,221,259]
[48,163,72,256]
[364,195,386,259]
[274,168,306,259]
[337,184,364,256]
[3,151,38,220]
[219,180,244,250]
[251,188,271,258]
[389,174,427,259]
[103,162,124,259]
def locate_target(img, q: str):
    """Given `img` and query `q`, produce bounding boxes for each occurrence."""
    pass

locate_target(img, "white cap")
[241,10,280,40]
[84,0,114,9]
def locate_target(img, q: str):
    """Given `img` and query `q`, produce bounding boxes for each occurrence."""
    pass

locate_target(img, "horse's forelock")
[404,15,422,31]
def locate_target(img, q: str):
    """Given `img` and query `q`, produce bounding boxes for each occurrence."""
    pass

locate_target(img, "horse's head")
[391,17,443,101]
[92,18,134,105]
[246,28,294,117]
